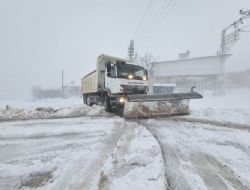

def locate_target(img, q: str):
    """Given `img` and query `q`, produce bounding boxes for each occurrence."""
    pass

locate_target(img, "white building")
[151,55,231,92]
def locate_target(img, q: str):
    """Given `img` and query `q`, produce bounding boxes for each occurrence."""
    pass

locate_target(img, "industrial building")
[151,54,231,92]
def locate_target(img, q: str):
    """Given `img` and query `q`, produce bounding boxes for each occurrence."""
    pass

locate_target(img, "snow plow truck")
[81,54,202,118]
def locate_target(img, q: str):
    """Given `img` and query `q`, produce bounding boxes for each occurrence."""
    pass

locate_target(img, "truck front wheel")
[104,95,111,112]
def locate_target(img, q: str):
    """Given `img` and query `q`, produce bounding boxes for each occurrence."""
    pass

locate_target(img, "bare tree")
[135,52,156,70]
[134,53,157,92]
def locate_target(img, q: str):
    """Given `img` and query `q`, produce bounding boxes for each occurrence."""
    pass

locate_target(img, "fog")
[0,0,250,99]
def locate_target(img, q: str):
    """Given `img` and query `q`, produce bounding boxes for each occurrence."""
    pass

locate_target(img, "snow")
[144,118,250,189]
[3,88,250,125]
[189,88,250,125]
[0,119,119,189]
[1,89,250,190]
[0,117,123,190]
[0,97,82,109]
[0,98,110,120]
[100,122,165,190]
[0,118,165,190]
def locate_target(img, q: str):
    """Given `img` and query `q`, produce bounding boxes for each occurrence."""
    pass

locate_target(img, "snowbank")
[189,88,250,125]
[0,97,82,109]
[0,104,109,120]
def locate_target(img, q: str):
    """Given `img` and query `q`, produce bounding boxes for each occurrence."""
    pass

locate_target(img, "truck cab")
[105,61,148,95]
[102,59,149,112]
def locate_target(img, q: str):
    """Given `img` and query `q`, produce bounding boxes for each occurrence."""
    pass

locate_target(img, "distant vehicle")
[81,54,202,118]
[152,84,176,94]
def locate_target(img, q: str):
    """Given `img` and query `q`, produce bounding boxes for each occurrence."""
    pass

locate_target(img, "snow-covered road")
[1,117,250,190]
[142,119,250,190]
[1,88,250,190]
[0,117,164,190]
[0,117,125,190]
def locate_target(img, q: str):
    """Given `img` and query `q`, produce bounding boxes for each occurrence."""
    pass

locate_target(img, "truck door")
[105,63,119,93]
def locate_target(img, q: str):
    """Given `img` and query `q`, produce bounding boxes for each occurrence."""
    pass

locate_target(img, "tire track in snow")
[139,119,250,190]
[99,121,166,190]
[98,122,136,190]
[190,153,249,190]
[138,120,182,190]
[221,141,250,158]
[67,121,125,190]
[167,117,250,131]
[0,118,124,190]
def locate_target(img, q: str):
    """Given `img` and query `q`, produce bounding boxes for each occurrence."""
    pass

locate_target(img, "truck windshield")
[116,63,147,80]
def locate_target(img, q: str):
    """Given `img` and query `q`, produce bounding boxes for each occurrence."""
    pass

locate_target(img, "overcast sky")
[0,0,250,99]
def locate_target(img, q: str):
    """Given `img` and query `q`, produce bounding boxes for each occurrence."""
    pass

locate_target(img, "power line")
[139,0,176,47]
[150,0,172,29]
[219,9,250,92]
[239,24,250,30]
[150,0,169,25]
[134,0,177,54]
[220,9,250,58]
[136,0,153,31]
[140,0,170,37]
[134,0,160,40]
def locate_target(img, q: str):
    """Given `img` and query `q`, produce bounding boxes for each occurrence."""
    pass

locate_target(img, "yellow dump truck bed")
[81,70,98,94]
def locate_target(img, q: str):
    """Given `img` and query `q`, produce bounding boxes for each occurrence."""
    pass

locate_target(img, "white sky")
[0,0,250,98]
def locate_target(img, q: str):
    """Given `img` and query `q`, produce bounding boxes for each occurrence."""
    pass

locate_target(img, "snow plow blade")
[123,92,202,119]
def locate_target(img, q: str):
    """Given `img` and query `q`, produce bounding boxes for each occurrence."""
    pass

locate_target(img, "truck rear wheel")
[83,95,87,105]
[104,95,111,112]
[86,95,93,106]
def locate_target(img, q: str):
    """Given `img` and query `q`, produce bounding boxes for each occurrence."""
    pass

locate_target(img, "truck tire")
[104,95,111,112]
[117,106,124,116]
[83,95,87,105]
[86,95,93,106]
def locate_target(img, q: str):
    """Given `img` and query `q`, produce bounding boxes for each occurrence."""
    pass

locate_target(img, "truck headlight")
[142,76,147,81]
[128,74,134,79]
[119,96,125,104]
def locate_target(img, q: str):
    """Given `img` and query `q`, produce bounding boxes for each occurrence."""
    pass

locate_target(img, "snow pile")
[100,122,165,190]
[0,97,82,109]
[189,88,250,125]
[0,104,108,120]
[124,99,190,119]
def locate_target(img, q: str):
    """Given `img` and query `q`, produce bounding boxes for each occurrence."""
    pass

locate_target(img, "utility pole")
[128,40,135,61]
[220,9,250,62]
[219,9,250,92]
